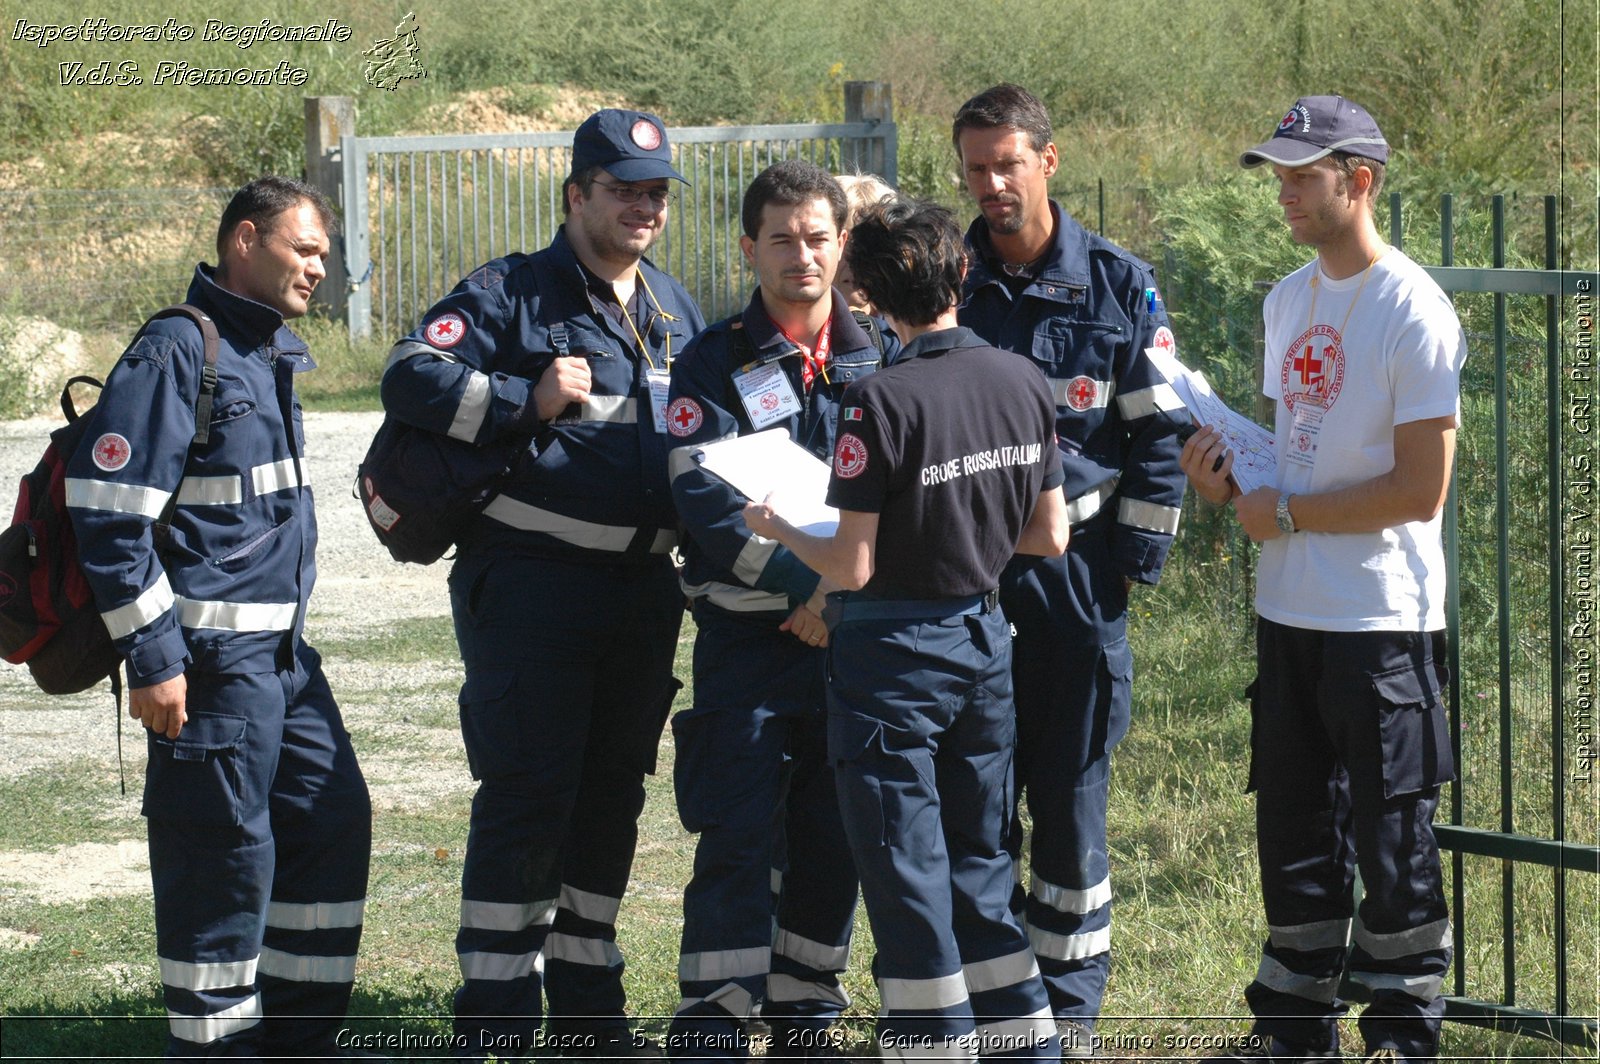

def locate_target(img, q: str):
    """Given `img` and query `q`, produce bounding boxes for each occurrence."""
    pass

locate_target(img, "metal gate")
[339,119,895,340]
[1368,193,1600,1051]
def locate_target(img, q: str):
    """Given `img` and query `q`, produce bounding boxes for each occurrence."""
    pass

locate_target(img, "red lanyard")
[773,315,833,391]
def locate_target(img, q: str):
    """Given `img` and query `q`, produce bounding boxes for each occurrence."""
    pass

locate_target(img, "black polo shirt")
[826,326,1063,599]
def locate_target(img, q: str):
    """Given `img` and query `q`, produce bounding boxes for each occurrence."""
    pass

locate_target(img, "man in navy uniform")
[381,109,705,1058]
[665,160,894,1061]
[953,83,1189,1054]
[745,197,1070,1063]
[67,176,372,1059]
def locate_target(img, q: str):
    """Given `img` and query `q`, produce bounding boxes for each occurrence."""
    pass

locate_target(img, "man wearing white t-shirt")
[1182,96,1466,1063]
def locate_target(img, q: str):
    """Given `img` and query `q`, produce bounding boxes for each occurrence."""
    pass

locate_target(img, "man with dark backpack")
[64,176,373,1059]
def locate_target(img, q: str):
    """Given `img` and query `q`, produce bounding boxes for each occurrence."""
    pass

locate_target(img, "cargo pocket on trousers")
[827,713,887,848]
[1243,677,1262,794]
[1371,662,1456,798]
[142,713,249,826]
[670,701,722,833]
[458,667,518,782]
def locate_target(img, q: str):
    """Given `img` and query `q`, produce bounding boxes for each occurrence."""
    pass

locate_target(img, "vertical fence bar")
[1441,194,1468,1000]
[1544,195,1567,1018]
[376,156,388,333]
[455,152,466,296]
[471,152,481,268]
[425,153,436,311]
[1492,194,1515,1006]
[408,153,418,327]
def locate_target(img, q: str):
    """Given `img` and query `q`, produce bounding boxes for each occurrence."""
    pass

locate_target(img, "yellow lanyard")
[618,269,678,372]
[1307,249,1381,338]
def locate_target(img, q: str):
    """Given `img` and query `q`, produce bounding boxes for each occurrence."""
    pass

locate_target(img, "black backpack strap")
[851,309,887,364]
[133,305,221,535]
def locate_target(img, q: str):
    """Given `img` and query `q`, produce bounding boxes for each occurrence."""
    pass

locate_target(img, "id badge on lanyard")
[645,368,671,434]
[1286,403,1324,469]
[732,361,804,431]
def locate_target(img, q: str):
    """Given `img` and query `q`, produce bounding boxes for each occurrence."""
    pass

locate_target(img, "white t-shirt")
[1255,248,1467,632]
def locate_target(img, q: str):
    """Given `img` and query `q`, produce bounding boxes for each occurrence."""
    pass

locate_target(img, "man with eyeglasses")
[382,108,705,1060]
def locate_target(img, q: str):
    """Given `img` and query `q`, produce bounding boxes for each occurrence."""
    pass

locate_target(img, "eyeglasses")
[592,179,673,208]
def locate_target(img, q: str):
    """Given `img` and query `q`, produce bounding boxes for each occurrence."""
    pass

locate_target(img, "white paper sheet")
[1144,345,1279,494]
[693,427,840,535]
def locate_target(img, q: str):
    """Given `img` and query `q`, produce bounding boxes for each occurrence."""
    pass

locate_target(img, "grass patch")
[0,761,141,852]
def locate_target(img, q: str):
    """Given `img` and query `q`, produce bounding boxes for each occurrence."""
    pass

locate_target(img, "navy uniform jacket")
[67,266,319,687]
[381,228,705,564]
[667,288,896,618]
[959,202,1187,584]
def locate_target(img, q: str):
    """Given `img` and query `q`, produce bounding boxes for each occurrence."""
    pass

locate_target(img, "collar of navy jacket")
[187,263,314,364]
[737,286,874,365]
[964,200,1093,297]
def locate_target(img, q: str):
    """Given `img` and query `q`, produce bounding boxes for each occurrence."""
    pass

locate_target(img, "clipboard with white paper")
[694,427,840,535]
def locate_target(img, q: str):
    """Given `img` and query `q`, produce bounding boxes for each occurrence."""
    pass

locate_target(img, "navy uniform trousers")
[146,642,371,1059]
[998,518,1130,1023]
[827,602,1058,1063]
[449,552,682,1057]
[1246,619,1454,1062]
[668,607,858,1060]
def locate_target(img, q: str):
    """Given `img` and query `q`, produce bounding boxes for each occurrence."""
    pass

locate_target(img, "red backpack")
[0,305,218,696]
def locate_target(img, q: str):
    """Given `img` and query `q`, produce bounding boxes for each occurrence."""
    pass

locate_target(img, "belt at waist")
[828,589,1001,626]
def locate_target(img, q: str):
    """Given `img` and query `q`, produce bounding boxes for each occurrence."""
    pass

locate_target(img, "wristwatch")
[1275,492,1297,535]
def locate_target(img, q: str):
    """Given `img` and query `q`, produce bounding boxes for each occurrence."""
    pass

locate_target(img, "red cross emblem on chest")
[1292,343,1324,387]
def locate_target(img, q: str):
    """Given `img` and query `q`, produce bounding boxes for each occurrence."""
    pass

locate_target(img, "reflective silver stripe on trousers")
[765,972,851,1008]
[961,948,1040,995]
[65,477,172,519]
[1116,381,1185,420]
[1269,917,1352,952]
[1066,478,1119,525]
[1118,497,1182,535]
[544,932,623,968]
[878,970,968,1011]
[733,534,779,587]
[1346,968,1445,1001]
[679,945,769,983]
[675,982,755,1020]
[558,884,621,926]
[974,1010,1056,1054]
[177,597,297,633]
[459,949,541,982]
[482,497,676,553]
[265,898,366,931]
[1032,874,1111,916]
[1353,916,1451,960]
[167,993,262,1045]
[773,929,849,972]
[1254,954,1340,1003]
[256,946,357,984]
[461,897,558,931]
[680,578,790,613]
[1052,377,1114,409]
[1028,924,1111,962]
[159,956,258,992]
[102,572,175,640]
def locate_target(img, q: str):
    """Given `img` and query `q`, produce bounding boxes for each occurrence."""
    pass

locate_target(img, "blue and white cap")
[1240,95,1389,168]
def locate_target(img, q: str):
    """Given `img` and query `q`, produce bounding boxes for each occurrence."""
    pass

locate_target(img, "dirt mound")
[0,317,92,417]
[402,84,629,136]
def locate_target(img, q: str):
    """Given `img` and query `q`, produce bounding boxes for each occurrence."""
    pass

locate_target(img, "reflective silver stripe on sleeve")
[766,972,851,1008]
[679,579,790,613]
[1051,377,1114,409]
[1065,478,1119,526]
[1027,924,1111,962]
[961,948,1040,994]
[177,597,297,633]
[678,946,769,983]
[1032,874,1111,916]
[772,930,849,972]
[1269,918,1352,952]
[1352,917,1451,961]
[167,994,262,1045]
[482,497,675,553]
[1118,497,1182,535]
[771,867,784,895]
[256,946,357,984]
[176,476,244,506]
[264,898,366,931]
[558,884,621,927]
[251,459,303,497]
[669,432,738,481]
[459,949,540,982]
[1346,968,1445,1001]
[543,932,622,969]
[571,395,637,425]
[1116,381,1185,419]
[159,956,258,992]
[975,1011,1056,1055]
[384,339,442,373]
[878,970,968,1011]
[1254,955,1340,1003]
[460,897,558,931]
[732,534,779,586]
[449,370,494,443]
[65,477,172,519]
[102,572,175,640]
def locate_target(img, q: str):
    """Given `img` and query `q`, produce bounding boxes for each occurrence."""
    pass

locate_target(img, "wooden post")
[843,82,894,185]
[304,96,356,322]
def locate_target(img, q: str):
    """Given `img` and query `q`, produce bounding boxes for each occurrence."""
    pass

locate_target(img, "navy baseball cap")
[571,108,688,184]
[1240,95,1389,168]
